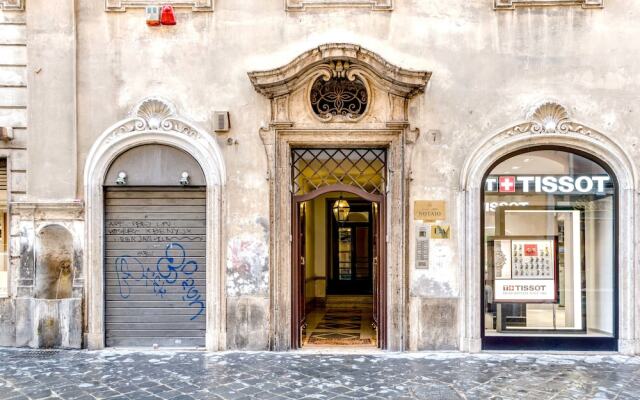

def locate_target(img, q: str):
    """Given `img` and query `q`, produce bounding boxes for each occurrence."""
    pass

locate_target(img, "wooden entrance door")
[292,202,306,348]
[372,199,386,349]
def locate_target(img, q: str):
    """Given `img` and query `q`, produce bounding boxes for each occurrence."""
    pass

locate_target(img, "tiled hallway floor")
[302,296,376,347]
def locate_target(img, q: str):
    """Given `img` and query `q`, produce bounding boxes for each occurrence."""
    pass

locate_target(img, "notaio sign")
[485,175,612,195]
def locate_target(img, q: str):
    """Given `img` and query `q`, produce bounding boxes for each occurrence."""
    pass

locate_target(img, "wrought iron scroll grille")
[292,148,386,196]
[310,76,368,120]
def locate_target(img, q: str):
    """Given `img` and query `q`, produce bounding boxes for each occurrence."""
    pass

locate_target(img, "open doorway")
[296,193,380,347]
[291,148,387,349]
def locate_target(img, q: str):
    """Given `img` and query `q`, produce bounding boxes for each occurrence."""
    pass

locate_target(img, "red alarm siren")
[160,5,176,25]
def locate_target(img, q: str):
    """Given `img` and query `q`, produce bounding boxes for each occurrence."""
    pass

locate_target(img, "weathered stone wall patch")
[226,234,268,297]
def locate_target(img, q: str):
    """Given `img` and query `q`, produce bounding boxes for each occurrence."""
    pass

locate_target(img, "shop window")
[0,159,8,298]
[482,149,616,348]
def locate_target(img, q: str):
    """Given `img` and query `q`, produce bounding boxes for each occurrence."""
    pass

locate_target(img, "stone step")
[325,295,373,308]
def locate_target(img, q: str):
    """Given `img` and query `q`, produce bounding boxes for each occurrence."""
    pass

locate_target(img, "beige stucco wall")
[3,0,640,350]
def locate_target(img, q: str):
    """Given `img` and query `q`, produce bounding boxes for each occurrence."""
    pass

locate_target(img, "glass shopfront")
[482,148,618,350]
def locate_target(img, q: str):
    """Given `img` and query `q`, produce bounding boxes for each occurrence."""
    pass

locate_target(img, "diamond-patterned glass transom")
[292,148,386,196]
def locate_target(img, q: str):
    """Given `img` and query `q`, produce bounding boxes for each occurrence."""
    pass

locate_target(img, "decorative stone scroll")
[0,0,24,10]
[105,0,213,12]
[286,0,392,11]
[248,43,430,127]
[310,64,370,122]
[494,0,603,9]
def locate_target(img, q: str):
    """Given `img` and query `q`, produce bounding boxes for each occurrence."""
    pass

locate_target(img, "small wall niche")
[34,225,74,300]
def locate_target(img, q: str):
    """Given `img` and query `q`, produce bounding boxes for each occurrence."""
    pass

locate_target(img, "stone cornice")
[494,0,603,9]
[248,43,431,100]
[0,0,24,11]
[105,0,213,12]
[286,0,392,11]
[11,201,84,219]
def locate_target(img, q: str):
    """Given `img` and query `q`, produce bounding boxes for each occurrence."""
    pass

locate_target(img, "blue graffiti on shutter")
[114,242,205,320]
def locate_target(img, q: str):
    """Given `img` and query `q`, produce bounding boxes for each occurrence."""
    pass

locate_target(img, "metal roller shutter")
[104,187,207,348]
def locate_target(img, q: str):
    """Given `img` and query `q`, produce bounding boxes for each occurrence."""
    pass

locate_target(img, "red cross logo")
[499,176,516,192]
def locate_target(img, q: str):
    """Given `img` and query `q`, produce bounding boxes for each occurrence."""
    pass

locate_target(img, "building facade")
[0,0,639,354]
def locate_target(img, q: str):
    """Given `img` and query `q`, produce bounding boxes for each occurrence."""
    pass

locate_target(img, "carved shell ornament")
[505,101,594,138]
[133,97,177,129]
[529,102,570,133]
[107,97,201,141]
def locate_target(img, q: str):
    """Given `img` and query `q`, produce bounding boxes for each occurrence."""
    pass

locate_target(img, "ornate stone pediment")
[105,0,213,12]
[248,44,431,128]
[494,0,603,9]
[0,0,24,10]
[286,0,392,11]
[105,97,202,143]
[503,102,595,138]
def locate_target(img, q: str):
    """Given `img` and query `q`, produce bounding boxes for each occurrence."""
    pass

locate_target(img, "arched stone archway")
[459,102,638,354]
[249,44,431,351]
[84,97,226,350]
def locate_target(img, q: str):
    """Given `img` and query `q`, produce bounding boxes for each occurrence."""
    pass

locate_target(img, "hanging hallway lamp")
[332,194,350,223]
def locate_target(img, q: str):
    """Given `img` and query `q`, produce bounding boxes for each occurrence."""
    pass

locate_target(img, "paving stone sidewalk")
[1,349,639,400]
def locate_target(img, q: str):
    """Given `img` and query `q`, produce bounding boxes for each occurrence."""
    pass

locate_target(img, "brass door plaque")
[414,200,446,222]
[431,225,450,239]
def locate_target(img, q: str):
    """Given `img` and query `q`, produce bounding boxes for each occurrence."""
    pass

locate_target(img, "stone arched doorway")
[459,102,637,354]
[249,44,431,351]
[84,97,226,350]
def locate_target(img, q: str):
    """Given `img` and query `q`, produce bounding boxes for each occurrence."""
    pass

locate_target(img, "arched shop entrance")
[103,144,207,348]
[481,147,618,351]
[84,97,226,350]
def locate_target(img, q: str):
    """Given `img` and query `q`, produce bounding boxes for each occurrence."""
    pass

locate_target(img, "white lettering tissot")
[485,175,611,194]
[494,279,556,302]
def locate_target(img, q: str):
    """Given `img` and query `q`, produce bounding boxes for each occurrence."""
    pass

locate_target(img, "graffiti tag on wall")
[115,242,205,321]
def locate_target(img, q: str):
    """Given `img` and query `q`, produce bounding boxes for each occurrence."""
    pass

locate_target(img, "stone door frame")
[248,44,430,351]
[83,97,227,350]
[459,102,638,354]
[264,129,411,350]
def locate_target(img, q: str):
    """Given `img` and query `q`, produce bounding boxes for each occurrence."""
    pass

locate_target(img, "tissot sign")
[485,175,612,195]
[494,279,556,302]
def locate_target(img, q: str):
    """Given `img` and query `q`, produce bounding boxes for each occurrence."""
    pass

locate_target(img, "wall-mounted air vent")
[214,111,230,132]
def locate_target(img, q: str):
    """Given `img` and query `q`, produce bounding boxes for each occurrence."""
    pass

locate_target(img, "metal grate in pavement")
[8,350,62,359]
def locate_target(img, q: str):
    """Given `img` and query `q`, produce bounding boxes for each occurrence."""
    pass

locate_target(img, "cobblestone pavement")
[1,349,640,400]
